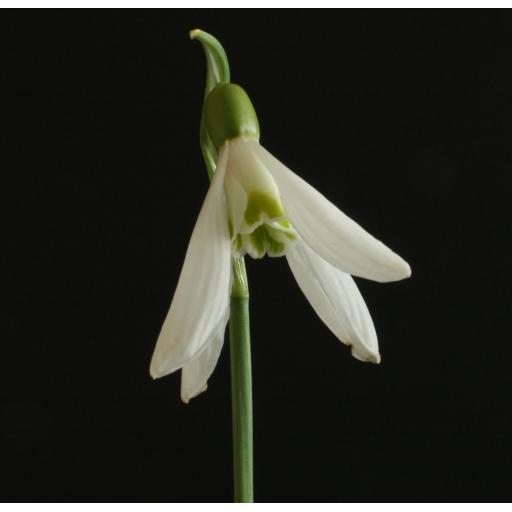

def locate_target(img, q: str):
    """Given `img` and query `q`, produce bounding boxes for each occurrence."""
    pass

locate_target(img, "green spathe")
[205,83,260,150]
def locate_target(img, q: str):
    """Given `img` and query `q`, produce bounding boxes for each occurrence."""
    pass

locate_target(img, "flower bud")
[204,83,260,150]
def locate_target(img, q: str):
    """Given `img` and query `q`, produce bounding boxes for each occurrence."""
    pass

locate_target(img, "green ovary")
[244,191,285,226]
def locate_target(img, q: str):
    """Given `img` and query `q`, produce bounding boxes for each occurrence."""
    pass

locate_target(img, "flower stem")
[229,257,254,503]
[192,29,253,503]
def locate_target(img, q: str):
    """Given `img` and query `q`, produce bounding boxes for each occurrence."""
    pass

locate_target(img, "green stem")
[229,257,253,503]
[229,298,253,502]
[191,29,254,503]
[229,258,254,503]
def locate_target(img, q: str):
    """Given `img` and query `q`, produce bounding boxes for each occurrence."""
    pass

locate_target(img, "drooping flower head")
[205,83,298,260]
[150,34,411,403]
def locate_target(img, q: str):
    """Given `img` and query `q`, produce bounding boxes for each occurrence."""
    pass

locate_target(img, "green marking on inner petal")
[249,226,267,257]
[244,191,285,226]
[264,227,286,256]
[231,214,298,259]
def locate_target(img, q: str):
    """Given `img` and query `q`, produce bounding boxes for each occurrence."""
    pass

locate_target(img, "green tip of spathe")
[189,28,202,39]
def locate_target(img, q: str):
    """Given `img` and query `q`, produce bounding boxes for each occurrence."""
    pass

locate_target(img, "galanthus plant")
[150,30,411,502]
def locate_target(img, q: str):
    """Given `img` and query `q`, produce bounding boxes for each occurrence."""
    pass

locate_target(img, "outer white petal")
[150,143,232,379]
[287,241,380,363]
[180,307,229,403]
[250,141,411,283]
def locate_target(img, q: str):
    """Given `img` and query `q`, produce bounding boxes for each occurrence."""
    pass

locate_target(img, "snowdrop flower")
[150,83,411,402]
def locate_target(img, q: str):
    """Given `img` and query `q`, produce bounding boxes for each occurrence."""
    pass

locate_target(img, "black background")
[2,9,512,501]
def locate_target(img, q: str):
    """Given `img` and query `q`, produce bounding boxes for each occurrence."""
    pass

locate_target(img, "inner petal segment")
[233,220,298,259]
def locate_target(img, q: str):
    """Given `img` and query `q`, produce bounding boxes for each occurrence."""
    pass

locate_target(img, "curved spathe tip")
[189,28,202,39]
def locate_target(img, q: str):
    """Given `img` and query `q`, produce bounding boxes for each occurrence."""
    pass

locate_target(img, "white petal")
[180,307,229,403]
[150,143,232,379]
[251,141,411,283]
[287,241,380,363]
